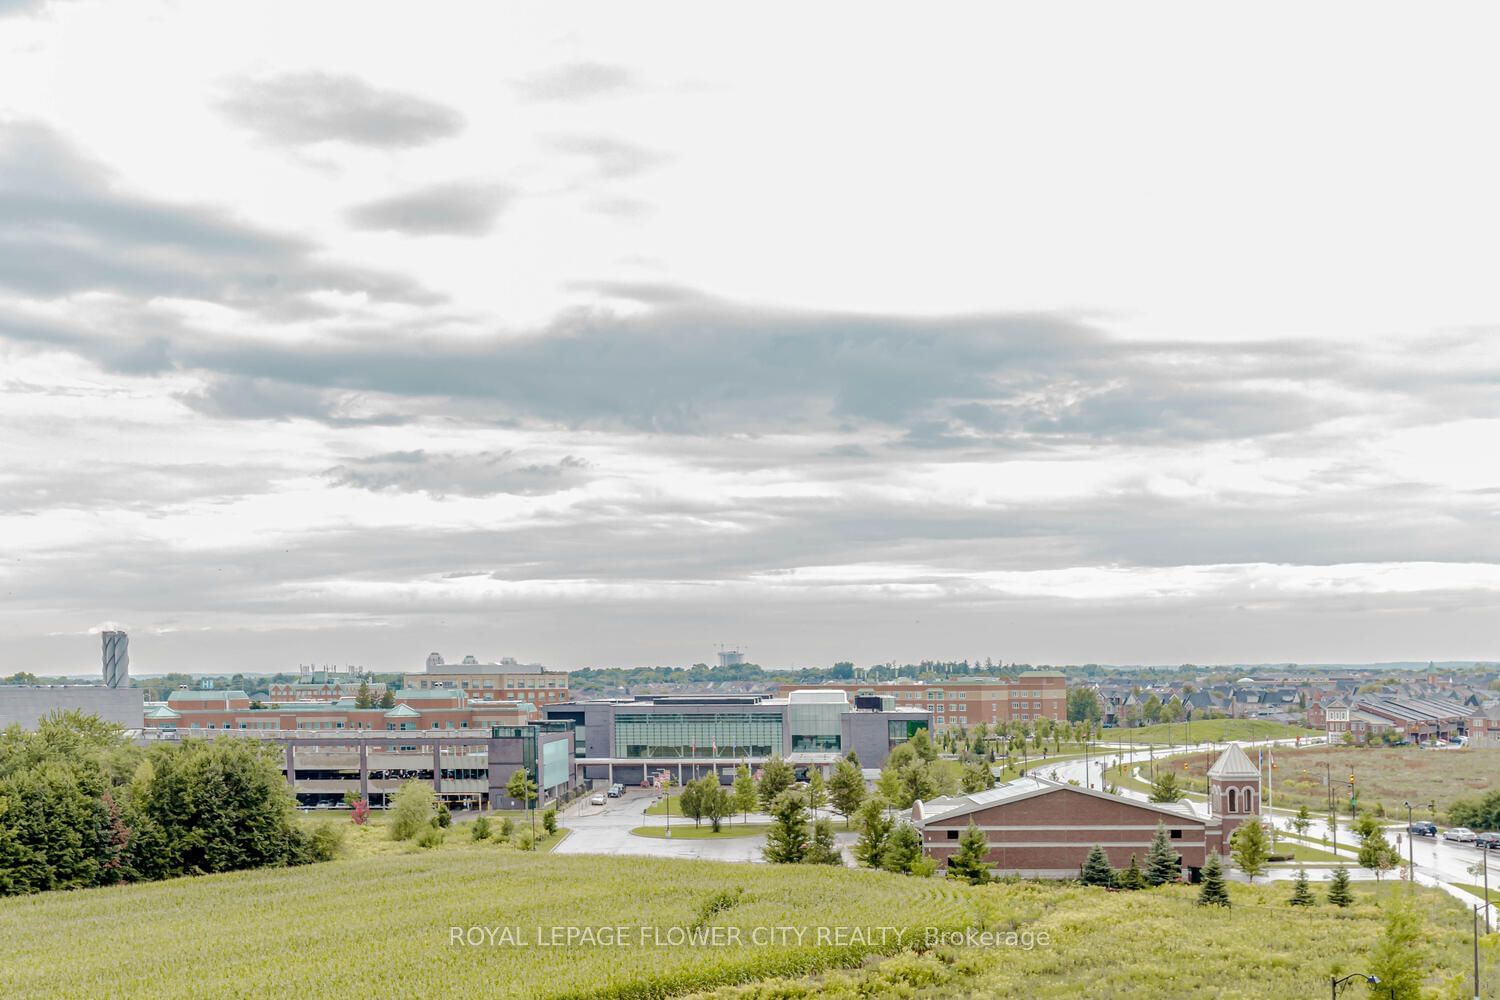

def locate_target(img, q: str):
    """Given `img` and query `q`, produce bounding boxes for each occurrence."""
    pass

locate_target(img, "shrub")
[471,816,491,841]
[542,809,557,836]
[434,801,452,828]
[388,781,435,842]
[515,828,537,852]
[415,825,445,850]
[499,817,515,840]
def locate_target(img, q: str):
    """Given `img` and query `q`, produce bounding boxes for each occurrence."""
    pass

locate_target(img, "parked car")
[1475,832,1500,850]
[1408,821,1438,837]
[1443,827,1477,843]
[590,793,606,806]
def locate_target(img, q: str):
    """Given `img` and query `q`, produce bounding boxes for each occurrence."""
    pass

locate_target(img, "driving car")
[1407,821,1437,837]
[1443,827,1477,843]
[590,793,606,806]
[1475,832,1500,850]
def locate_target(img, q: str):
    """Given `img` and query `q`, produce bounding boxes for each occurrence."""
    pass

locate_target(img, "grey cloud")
[518,62,636,102]
[548,135,665,179]
[218,73,464,148]
[178,375,409,426]
[323,450,591,497]
[346,181,513,236]
[0,122,438,315]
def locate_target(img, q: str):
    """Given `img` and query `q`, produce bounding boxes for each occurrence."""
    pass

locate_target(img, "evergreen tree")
[853,797,893,868]
[1230,817,1270,882]
[470,816,491,841]
[378,689,396,709]
[908,727,938,762]
[879,823,923,874]
[945,822,992,885]
[757,756,795,809]
[1368,891,1425,1000]
[1116,854,1148,890]
[960,759,995,794]
[542,808,558,836]
[354,680,374,709]
[1149,771,1184,802]
[1326,865,1353,907]
[1080,843,1115,886]
[828,757,866,828]
[1292,804,1312,839]
[1145,822,1181,886]
[805,817,842,865]
[762,791,809,864]
[1196,853,1231,907]
[1289,867,1314,906]
[732,763,758,824]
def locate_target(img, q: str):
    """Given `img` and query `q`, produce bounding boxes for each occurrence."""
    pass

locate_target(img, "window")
[947,829,959,840]
[1228,788,1237,811]
[1170,829,1182,840]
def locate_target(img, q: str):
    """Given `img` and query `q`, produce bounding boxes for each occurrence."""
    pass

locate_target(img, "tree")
[1196,853,1230,907]
[763,791,809,864]
[1149,771,1184,803]
[542,808,558,836]
[1116,854,1148,890]
[806,770,827,819]
[757,757,794,809]
[1327,865,1353,907]
[680,776,707,827]
[506,769,537,838]
[354,680,374,710]
[388,780,435,841]
[1446,789,1500,832]
[853,798,893,869]
[732,763,758,824]
[1230,818,1270,882]
[1289,867,1314,906]
[1080,844,1115,887]
[1352,811,1397,881]
[828,757,865,828]
[1292,805,1311,839]
[805,817,842,865]
[946,822,992,885]
[698,779,732,833]
[960,759,995,794]
[499,816,515,841]
[879,823,923,874]
[1067,687,1102,723]
[1145,822,1181,886]
[378,689,397,710]
[471,816,491,841]
[433,801,451,828]
[1368,891,1425,1000]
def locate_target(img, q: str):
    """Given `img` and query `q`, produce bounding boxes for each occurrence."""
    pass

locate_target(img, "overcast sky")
[3,2,1498,675]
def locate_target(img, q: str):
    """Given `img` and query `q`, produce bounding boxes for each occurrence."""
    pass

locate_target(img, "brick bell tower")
[1207,743,1262,852]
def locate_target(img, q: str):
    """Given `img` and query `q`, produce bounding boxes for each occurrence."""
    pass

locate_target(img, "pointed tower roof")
[1207,743,1261,779]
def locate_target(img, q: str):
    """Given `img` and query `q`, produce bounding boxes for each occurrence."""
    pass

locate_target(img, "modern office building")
[775,672,1067,734]
[0,686,144,730]
[407,653,570,705]
[142,688,534,733]
[544,690,931,786]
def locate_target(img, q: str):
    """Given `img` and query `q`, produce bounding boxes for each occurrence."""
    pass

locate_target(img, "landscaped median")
[631,823,772,840]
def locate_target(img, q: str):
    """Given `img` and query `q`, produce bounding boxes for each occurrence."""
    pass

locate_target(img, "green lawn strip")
[631,824,772,840]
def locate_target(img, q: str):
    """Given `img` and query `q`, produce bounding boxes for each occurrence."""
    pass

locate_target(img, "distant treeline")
[0,712,337,897]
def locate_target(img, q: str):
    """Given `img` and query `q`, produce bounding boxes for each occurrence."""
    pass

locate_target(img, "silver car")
[1443,826,1477,843]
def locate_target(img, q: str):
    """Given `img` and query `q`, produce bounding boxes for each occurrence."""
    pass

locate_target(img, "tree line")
[0,712,339,897]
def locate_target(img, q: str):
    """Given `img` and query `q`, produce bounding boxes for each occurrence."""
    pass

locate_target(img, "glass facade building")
[614,711,782,759]
[788,697,845,751]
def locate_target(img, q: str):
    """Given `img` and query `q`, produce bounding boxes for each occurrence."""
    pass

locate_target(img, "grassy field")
[0,850,1491,998]
[304,814,570,857]
[632,824,771,840]
[1104,720,1322,745]
[0,852,985,998]
[689,882,1496,1000]
[1168,745,1500,818]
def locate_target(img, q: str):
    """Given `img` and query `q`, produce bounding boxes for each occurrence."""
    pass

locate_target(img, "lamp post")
[1404,801,1417,890]
[1330,972,1380,1000]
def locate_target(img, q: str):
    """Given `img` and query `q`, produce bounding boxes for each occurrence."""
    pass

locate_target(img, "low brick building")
[915,744,1262,881]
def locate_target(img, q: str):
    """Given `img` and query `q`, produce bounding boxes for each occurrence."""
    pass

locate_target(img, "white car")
[1443,827,1477,843]
[590,793,607,806]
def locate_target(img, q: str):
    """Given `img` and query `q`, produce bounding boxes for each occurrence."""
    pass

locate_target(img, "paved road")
[554,788,857,863]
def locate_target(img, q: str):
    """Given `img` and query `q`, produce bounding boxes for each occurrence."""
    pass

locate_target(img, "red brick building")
[142,688,534,733]
[776,672,1066,735]
[915,744,1261,880]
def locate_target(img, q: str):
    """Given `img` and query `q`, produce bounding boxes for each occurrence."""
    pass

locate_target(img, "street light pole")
[1330,972,1380,1000]
[1405,802,1415,888]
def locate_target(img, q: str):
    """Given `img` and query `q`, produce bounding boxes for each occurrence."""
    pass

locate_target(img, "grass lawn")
[1105,719,1322,745]
[646,792,769,820]
[632,823,772,840]
[1452,883,1497,906]
[304,814,569,857]
[1272,841,1347,864]
[1171,745,1500,819]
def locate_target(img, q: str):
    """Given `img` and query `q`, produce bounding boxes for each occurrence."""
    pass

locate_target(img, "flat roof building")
[774,672,1067,734]
[407,653,570,705]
